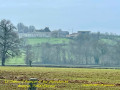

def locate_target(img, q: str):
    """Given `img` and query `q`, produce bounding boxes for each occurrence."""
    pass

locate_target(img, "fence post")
[28,78,38,90]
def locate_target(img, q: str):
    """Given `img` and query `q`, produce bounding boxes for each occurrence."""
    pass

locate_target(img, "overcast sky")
[0,0,120,34]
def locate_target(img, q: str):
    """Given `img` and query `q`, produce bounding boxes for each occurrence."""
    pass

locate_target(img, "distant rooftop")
[78,31,91,34]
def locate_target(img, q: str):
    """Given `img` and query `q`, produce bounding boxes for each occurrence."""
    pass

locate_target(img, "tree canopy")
[0,19,20,66]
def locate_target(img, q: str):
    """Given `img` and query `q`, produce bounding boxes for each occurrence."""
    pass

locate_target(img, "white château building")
[18,32,51,38]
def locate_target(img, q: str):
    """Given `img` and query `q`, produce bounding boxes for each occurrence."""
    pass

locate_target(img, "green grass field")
[0,53,25,65]
[0,67,120,90]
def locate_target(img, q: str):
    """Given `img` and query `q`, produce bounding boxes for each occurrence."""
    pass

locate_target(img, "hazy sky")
[0,0,120,34]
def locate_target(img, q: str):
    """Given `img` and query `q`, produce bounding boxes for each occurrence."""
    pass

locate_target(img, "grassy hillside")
[0,67,120,90]
[1,38,70,65]
[27,38,70,45]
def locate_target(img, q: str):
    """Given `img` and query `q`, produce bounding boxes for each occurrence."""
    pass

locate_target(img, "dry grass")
[0,67,120,90]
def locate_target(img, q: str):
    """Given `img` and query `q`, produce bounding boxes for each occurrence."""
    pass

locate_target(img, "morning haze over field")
[1,0,120,90]
[0,0,120,34]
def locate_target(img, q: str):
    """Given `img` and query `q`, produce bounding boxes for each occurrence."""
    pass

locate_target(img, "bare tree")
[0,19,20,66]
[25,45,34,66]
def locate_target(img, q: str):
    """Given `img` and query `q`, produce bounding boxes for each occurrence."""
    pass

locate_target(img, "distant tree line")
[23,32,120,66]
